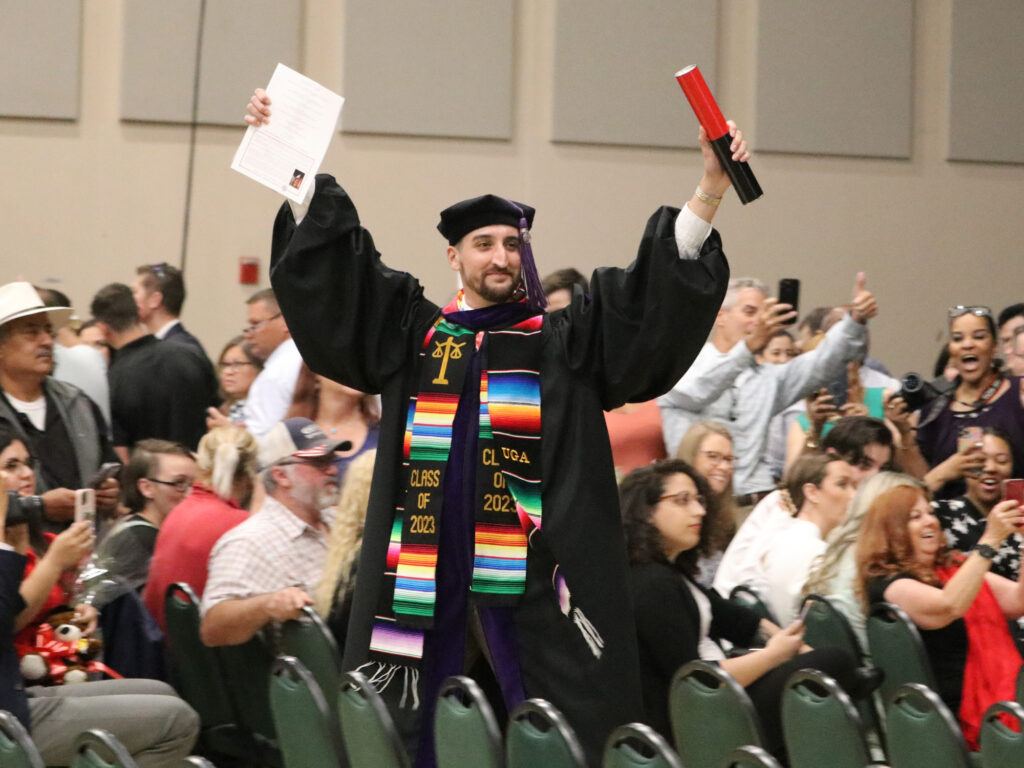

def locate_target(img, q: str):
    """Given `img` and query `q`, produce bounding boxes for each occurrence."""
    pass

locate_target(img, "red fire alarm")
[239,257,260,285]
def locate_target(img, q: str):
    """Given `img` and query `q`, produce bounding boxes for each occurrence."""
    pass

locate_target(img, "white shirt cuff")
[287,196,310,226]
[0,542,13,552]
[674,204,713,259]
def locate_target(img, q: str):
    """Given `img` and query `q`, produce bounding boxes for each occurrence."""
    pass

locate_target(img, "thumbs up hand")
[850,272,877,324]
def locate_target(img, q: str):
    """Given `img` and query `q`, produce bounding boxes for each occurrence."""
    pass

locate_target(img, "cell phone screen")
[778,278,799,326]
[74,488,96,524]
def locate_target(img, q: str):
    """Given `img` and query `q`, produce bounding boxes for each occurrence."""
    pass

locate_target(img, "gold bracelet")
[695,186,722,207]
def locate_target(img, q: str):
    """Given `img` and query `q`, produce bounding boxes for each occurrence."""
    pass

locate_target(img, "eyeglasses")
[1,457,38,473]
[699,449,736,467]
[948,306,993,321]
[219,361,255,371]
[146,477,195,493]
[243,313,281,334]
[658,491,706,508]
[277,455,336,471]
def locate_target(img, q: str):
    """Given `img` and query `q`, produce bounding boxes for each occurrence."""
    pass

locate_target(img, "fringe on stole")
[356,660,421,710]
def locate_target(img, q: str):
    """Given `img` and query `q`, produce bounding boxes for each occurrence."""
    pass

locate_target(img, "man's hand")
[849,272,878,324]
[95,479,120,513]
[698,120,750,197]
[41,488,76,522]
[245,88,272,127]
[746,298,797,354]
[263,587,313,623]
[806,389,838,434]
[206,407,233,430]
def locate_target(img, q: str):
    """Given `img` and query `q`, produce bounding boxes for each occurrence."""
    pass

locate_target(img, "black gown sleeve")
[546,206,730,409]
[269,175,441,393]
[0,549,30,729]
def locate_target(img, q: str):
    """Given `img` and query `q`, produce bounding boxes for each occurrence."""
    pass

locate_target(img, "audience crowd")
[1,206,1022,765]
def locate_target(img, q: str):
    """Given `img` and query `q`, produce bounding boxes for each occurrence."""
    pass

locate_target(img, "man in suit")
[131,262,206,355]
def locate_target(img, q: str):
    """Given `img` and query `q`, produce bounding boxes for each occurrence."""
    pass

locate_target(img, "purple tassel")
[517,215,547,312]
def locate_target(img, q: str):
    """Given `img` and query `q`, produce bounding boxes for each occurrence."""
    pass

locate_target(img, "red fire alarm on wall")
[239,257,260,285]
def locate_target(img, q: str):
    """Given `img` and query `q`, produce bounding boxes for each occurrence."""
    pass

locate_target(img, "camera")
[5,490,45,528]
[896,373,951,413]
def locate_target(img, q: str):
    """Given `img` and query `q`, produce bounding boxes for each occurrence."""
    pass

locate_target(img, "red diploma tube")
[675,65,762,204]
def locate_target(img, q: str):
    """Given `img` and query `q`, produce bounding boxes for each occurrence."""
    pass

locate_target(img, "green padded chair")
[217,631,279,751]
[279,607,343,717]
[0,710,45,768]
[434,675,503,768]
[781,668,872,768]
[669,660,764,768]
[729,585,777,625]
[337,670,410,768]
[885,683,971,768]
[71,729,139,768]
[269,656,343,768]
[602,723,683,768]
[506,698,586,768]
[867,602,937,707]
[979,700,1024,768]
[721,745,784,768]
[800,594,884,744]
[164,582,258,764]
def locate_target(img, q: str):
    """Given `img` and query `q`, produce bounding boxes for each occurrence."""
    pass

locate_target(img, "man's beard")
[473,270,522,304]
[291,477,340,512]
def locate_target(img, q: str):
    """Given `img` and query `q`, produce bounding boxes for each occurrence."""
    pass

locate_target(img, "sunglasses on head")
[948,305,993,321]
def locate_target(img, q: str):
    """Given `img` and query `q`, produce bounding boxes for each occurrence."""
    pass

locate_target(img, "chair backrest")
[885,683,971,768]
[729,585,776,624]
[0,710,45,768]
[602,723,684,768]
[269,656,343,768]
[506,698,586,768]
[781,668,872,768]
[866,602,937,705]
[669,660,763,768]
[800,594,864,659]
[434,676,503,768]
[217,631,278,740]
[163,582,236,726]
[278,607,343,715]
[71,729,139,768]
[337,671,410,768]
[720,745,784,768]
[979,700,1024,768]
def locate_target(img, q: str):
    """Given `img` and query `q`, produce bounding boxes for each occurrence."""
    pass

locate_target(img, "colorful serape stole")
[368,300,544,666]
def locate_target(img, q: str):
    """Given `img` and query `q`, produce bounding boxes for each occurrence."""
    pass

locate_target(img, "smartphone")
[957,426,983,454]
[1005,479,1024,505]
[797,601,812,624]
[74,488,96,524]
[778,278,800,326]
[88,462,120,489]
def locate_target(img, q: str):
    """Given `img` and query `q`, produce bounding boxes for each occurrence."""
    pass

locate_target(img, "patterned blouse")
[932,496,1021,580]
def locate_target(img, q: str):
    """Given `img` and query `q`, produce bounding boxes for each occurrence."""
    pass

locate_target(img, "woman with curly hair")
[676,421,737,585]
[856,484,1024,748]
[622,459,859,756]
[315,449,376,646]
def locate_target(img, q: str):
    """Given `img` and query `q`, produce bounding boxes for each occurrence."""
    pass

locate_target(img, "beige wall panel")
[948,0,1024,164]
[755,0,913,158]
[122,0,301,125]
[341,0,514,139]
[551,0,718,148]
[0,0,81,119]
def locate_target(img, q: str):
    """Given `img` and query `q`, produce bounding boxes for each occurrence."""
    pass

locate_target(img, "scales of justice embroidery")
[431,336,466,385]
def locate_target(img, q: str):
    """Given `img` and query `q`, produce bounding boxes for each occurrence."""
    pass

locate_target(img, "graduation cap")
[438,195,547,312]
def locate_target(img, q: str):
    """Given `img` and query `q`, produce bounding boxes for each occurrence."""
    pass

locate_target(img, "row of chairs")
[0,714,214,768]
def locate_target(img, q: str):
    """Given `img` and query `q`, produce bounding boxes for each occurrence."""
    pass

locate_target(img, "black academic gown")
[270,175,729,765]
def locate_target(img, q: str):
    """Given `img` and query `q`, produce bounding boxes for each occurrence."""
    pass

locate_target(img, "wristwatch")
[973,543,997,560]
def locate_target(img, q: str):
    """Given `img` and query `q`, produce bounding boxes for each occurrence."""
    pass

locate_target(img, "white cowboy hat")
[0,282,73,330]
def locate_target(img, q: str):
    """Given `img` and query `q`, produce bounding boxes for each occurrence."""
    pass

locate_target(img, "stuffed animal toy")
[15,609,121,685]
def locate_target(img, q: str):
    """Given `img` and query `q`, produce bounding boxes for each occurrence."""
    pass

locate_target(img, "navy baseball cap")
[258,417,352,469]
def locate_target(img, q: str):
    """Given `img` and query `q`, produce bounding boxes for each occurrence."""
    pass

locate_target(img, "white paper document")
[231,63,344,203]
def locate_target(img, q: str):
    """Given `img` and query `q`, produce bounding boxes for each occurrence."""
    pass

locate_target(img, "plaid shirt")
[201,495,328,614]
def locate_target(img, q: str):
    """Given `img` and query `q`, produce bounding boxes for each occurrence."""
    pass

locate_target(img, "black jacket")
[0,549,29,729]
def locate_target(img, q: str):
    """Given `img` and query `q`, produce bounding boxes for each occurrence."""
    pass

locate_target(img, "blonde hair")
[676,421,737,553]
[314,450,376,618]
[196,426,259,501]
[803,471,925,596]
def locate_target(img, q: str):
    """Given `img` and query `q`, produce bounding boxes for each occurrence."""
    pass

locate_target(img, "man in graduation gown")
[248,88,746,765]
